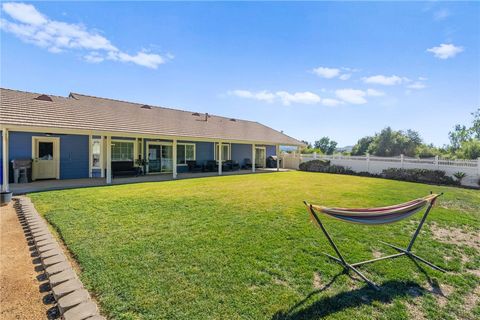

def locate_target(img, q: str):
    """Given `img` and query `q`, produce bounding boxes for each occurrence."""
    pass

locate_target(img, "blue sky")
[1,1,479,146]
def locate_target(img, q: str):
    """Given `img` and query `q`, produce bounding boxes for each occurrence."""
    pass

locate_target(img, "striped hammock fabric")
[306,194,439,225]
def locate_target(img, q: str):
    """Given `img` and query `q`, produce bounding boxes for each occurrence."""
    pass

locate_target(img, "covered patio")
[9,168,287,195]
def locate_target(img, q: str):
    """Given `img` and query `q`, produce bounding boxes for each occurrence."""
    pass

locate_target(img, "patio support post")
[276,145,280,172]
[172,139,178,179]
[2,128,9,192]
[252,144,256,173]
[106,136,112,184]
[218,142,222,176]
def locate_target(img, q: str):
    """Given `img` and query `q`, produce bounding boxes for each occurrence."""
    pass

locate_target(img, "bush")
[299,160,330,171]
[381,168,458,185]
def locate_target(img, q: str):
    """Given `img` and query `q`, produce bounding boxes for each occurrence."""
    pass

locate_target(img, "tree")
[351,136,374,156]
[362,127,423,157]
[448,108,480,151]
[314,137,338,155]
[301,140,312,149]
[456,139,480,159]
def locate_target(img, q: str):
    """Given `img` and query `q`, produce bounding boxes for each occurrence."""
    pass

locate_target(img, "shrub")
[299,160,330,171]
[381,168,458,185]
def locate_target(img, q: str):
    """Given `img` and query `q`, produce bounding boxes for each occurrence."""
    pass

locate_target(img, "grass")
[30,171,480,320]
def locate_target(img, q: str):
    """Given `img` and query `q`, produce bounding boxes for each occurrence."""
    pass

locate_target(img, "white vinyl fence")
[282,153,480,187]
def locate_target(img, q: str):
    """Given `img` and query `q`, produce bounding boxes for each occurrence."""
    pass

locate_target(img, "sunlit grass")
[31,171,480,320]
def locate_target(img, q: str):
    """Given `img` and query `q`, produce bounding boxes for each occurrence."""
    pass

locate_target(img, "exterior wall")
[231,143,252,167]
[177,141,214,173]
[5,131,89,181]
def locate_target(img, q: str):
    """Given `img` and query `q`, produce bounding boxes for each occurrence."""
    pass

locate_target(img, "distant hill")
[336,145,353,153]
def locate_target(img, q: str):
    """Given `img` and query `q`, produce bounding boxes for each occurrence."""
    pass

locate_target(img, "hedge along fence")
[298,160,460,187]
[282,153,480,187]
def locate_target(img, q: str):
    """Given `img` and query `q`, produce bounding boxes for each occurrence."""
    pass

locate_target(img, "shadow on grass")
[272,277,424,320]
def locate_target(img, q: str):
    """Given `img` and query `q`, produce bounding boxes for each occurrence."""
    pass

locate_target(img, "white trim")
[255,146,266,168]
[214,142,231,162]
[176,142,196,166]
[145,141,174,174]
[252,144,256,173]
[0,124,303,147]
[106,136,112,184]
[218,142,222,175]
[110,139,137,162]
[31,136,60,180]
[88,135,92,178]
[172,139,177,179]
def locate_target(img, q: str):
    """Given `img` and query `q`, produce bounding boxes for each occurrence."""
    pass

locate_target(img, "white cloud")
[312,66,356,81]
[228,90,321,106]
[276,91,321,106]
[321,98,342,107]
[228,90,276,103]
[0,2,170,68]
[312,67,341,79]
[366,88,385,96]
[427,43,464,59]
[407,82,427,90]
[434,9,450,21]
[335,89,367,105]
[339,74,351,80]
[2,2,46,25]
[362,75,408,86]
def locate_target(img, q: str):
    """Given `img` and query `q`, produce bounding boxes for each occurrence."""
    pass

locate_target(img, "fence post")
[313,152,317,160]
[435,155,439,169]
[366,153,370,172]
[477,157,480,175]
[400,154,404,169]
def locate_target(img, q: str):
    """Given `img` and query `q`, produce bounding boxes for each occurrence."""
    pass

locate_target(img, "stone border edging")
[16,196,105,320]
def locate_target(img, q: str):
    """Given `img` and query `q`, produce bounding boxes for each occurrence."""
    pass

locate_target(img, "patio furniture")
[222,160,240,171]
[112,161,138,177]
[204,160,218,172]
[243,158,252,169]
[186,160,203,173]
[304,193,445,290]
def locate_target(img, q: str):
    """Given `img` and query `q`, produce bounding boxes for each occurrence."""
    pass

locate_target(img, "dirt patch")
[372,249,383,259]
[313,272,322,289]
[466,269,480,277]
[0,202,50,319]
[439,199,480,213]
[405,301,426,320]
[464,285,480,312]
[425,282,454,307]
[430,223,480,251]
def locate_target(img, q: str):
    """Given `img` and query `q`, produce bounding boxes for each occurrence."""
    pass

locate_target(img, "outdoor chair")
[243,158,252,169]
[304,192,445,290]
[222,160,240,171]
[204,160,218,172]
[186,160,203,172]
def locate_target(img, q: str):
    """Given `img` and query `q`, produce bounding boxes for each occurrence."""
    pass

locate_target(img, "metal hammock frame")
[304,192,445,290]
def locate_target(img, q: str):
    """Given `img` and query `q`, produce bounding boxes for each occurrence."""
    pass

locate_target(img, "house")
[0,88,303,192]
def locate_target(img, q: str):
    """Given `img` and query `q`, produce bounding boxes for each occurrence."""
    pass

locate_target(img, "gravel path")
[0,202,50,319]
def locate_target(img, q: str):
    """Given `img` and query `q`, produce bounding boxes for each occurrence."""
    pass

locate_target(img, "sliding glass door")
[147,143,173,173]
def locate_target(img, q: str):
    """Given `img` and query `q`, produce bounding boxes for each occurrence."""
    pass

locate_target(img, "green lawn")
[30,171,479,320]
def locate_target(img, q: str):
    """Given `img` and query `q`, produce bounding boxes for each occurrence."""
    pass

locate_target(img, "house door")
[147,143,173,173]
[32,137,60,180]
[255,147,266,168]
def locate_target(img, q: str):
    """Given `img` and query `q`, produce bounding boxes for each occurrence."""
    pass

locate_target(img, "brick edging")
[16,196,105,320]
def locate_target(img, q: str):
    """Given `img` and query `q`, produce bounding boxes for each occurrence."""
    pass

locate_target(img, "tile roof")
[0,88,303,145]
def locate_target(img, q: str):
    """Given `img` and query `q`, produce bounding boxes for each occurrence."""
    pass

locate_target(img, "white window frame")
[90,137,103,170]
[177,143,196,166]
[215,143,231,162]
[111,139,137,162]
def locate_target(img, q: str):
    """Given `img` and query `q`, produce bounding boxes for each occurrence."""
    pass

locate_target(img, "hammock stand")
[304,193,445,290]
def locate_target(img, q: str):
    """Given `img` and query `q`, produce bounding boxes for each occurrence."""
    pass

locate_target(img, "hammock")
[304,193,445,289]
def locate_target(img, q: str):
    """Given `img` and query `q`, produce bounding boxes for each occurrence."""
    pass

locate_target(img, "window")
[91,138,102,169]
[111,141,134,161]
[177,143,195,165]
[38,142,54,160]
[215,143,230,162]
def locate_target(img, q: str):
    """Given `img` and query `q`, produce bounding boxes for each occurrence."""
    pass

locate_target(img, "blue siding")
[7,131,89,180]
[231,144,252,167]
